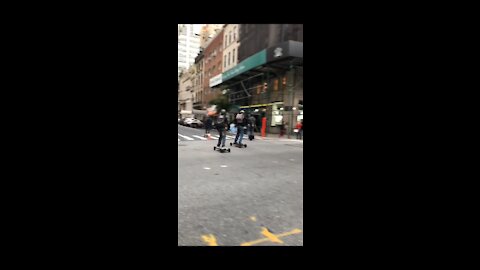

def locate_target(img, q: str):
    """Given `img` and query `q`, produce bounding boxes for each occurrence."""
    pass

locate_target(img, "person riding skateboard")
[215,109,229,149]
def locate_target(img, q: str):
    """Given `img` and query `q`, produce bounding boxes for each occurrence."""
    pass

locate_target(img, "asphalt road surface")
[178,124,241,142]
[178,125,303,246]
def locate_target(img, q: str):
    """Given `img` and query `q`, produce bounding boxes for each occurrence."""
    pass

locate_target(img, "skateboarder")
[215,109,229,150]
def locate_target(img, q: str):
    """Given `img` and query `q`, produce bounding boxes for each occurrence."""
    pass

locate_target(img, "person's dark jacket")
[215,114,229,131]
[248,116,256,128]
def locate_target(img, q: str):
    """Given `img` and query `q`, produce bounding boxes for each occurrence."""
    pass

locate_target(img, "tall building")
[198,24,224,50]
[178,66,196,118]
[213,24,303,135]
[203,28,224,109]
[178,24,202,80]
[222,24,240,72]
[193,50,205,111]
[238,24,303,62]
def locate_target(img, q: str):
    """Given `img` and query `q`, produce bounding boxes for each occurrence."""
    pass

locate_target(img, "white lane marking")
[220,165,228,168]
[203,167,211,170]
[178,133,194,140]
[192,135,207,140]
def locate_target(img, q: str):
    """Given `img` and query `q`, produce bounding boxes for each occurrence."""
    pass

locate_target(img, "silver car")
[183,118,203,128]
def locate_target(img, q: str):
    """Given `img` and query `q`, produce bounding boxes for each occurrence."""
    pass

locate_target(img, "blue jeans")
[217,128,227,147]
[235,126,244,144]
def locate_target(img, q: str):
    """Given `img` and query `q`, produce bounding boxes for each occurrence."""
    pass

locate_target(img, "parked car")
[183,118,203,128]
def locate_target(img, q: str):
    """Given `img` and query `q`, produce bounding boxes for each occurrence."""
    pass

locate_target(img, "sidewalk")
[252,131,303,142]
[223,130,303,142]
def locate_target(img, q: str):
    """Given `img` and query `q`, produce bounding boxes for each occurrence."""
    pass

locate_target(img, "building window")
[274,79,279,91]
[233,27,236,40]
[224,55,226,67]
[228,52,231,66]
[229,32,232,44]
[232,49,236,64]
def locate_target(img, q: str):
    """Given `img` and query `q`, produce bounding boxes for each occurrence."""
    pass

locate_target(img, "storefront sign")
[222,50,267,81]
[266,40,303,63]
[209,74,223,87]
[274,47,283,58]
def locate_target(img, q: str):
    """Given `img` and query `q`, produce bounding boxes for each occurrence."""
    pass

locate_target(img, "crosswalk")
[178,133,248,142]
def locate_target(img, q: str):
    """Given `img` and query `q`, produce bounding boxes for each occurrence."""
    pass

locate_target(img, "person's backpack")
[236,114,244,126]
[216,115,226,127]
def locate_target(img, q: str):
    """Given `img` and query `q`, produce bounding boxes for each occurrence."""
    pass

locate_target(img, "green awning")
[222,50,266,82]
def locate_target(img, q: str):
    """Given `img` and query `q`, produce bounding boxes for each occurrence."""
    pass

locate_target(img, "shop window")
[271,104,284,127]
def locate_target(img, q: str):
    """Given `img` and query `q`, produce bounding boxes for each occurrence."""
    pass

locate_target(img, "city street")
[178,123,240,142]
[178,125,303,246]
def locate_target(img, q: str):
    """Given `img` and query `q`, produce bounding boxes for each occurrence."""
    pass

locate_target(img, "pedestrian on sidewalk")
[295,121,303,140]
[300,119,303,140]
[279,119,286,137]
[229,122,237,135]
[204,116,213,138]
[247,114,256,140]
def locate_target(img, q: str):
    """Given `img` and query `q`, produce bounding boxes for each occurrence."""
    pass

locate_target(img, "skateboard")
[213,146,231,153]
[230,142,247,148]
